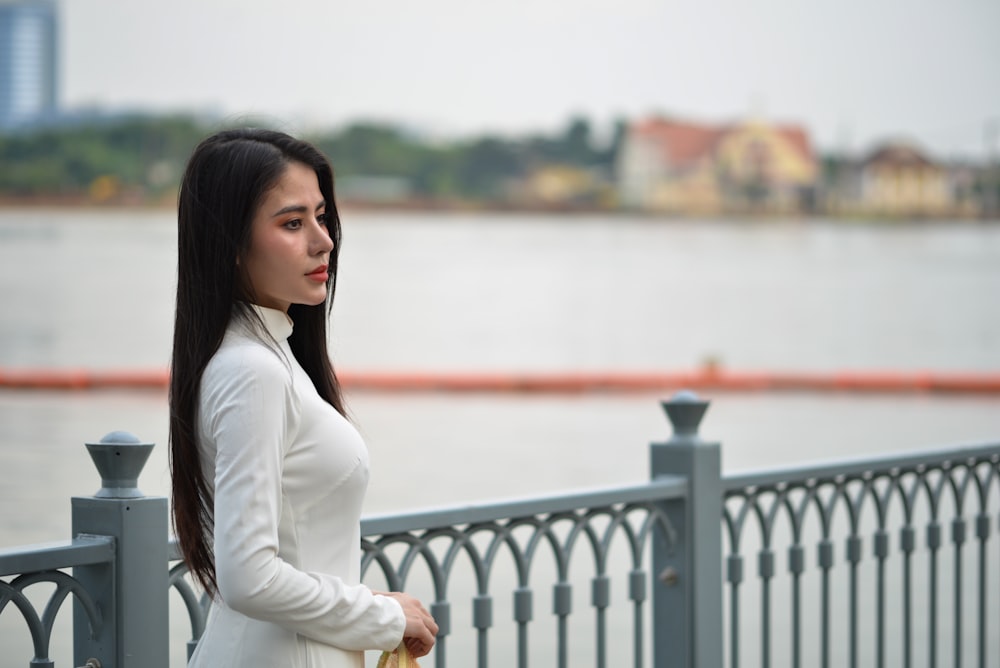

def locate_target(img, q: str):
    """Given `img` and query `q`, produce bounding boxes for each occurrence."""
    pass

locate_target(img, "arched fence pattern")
[358,483,680,668]
[1,395,998,668]
[723,447,1000,668]
[0,535,114,667]
[0,561,105,668]
[157,479,684,668]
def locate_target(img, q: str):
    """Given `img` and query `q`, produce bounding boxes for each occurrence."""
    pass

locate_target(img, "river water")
[1,209,998,666]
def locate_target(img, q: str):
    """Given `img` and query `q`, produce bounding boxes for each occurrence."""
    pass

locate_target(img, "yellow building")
[859,143,951,217]
[617,116,818,214]
[522,164,609,208]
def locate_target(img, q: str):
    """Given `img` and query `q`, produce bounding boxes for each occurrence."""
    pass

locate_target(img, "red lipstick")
[307,264,329,282]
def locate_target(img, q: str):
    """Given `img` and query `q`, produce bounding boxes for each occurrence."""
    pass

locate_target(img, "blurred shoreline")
[1,196,997,223]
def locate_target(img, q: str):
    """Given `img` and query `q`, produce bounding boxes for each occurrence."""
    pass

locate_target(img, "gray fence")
[1,392,998,668]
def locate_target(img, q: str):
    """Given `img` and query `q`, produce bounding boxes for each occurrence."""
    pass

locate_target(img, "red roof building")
[617,116,818,214]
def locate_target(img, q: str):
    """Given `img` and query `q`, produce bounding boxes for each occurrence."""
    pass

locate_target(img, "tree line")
[0,114,625,204]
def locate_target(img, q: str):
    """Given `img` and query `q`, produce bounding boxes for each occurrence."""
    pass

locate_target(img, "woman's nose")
[311,219,334,254]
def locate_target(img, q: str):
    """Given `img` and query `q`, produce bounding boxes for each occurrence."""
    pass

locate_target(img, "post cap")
[660,390,709,439]
[85,431,154,499]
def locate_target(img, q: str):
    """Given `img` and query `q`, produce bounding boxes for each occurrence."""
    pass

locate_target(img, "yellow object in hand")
[376,642,420,668]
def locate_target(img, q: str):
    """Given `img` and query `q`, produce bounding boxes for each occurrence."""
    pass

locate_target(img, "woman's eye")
[316,212,328,223]
[283,219,303,230]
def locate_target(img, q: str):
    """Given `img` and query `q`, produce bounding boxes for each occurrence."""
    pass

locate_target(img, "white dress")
[187,305,405,668]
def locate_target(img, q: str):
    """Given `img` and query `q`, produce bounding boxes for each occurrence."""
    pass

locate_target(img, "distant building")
[0,0,58,129]
[859,143,952,216]
[616,116,818,214]
[518,164,612,209]
[825,142,969,218]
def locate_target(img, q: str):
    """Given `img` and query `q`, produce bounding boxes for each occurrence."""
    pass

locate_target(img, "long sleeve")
[199,340,405,652]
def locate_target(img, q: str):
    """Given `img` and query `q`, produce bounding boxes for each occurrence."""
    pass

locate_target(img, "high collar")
[248,303,294,341]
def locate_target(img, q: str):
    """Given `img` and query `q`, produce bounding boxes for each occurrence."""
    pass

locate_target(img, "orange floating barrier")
[0,368,171,390]
[1,367,999,394]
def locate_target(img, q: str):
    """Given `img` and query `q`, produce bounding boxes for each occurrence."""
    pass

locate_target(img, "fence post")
[651,391,723,668]
[72,431,169,668]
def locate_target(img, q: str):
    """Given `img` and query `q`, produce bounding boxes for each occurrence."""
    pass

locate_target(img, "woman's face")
[242,161,334,312]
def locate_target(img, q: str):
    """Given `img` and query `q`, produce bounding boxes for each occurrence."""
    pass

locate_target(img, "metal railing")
[1,393,998,668]
[722,444,1000,668]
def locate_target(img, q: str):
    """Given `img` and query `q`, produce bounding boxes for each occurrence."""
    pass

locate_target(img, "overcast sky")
[60,0,999,158]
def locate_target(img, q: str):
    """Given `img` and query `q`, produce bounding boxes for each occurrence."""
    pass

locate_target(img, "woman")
[169,128,437,667]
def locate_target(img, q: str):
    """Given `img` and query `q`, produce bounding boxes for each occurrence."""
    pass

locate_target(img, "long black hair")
[169,128,346,596]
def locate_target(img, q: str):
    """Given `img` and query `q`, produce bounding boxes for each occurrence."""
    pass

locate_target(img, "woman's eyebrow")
[270,200,326,217]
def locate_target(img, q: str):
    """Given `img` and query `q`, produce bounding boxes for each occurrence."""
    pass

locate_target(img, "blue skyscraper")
[0,0,57,129]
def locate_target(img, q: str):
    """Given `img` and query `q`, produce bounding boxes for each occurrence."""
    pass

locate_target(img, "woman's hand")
[377,591,438,658]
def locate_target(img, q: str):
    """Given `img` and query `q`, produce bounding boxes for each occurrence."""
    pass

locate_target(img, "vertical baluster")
[951,517,966,668]
[926,521,941,668]
[870,475,896,668]
[728,554,743,668]
[473,594,492,668]
[817,539,834,668]
[431,600,450,668]
[513,587,532,668]
[628,570,646,668]
[758,548,774,668]
[899,525,915,668]
[553,581,571,668]
[592,574,610,668]
[974,513,990,668]
[788,545,805,668]
[845,535,862,668]
[872,530,889,668]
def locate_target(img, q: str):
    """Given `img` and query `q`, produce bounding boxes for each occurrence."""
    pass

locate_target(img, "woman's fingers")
[382,591,439,655]
[404,635,431,658]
